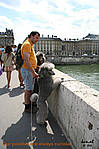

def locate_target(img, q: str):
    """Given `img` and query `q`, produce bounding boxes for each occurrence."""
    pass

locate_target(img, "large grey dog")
[30,62,62,125]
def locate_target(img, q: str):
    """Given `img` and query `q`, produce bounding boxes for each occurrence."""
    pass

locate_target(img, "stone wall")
[47,69,99,149]
[46,56,99,65]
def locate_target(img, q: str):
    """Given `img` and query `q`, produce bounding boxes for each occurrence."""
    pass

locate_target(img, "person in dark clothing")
[16,43,24,87]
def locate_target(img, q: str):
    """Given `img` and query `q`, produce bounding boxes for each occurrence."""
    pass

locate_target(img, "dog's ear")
[48,70,55,75]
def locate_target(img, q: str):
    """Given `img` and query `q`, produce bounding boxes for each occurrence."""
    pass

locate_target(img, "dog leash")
[31,100,33,140]
[28,101,36,149]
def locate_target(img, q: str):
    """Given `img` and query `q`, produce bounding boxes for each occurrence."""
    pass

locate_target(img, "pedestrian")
[12,45,17,53]
[33,51,46,94]
[0,47,2,68]
[15,43,24,87]
[21,31,40,112]
[36,51,45,72]
[1,45,15,88]
[0,46,5,69]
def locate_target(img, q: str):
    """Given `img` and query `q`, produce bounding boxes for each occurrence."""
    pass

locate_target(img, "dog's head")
[38,62,55,78]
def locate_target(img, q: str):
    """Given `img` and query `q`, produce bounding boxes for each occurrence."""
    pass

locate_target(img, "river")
[56,64,99,91]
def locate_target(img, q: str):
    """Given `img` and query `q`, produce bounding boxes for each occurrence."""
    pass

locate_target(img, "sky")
[0,0,99,45]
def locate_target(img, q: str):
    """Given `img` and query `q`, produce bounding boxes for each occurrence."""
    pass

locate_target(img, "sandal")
[20,83,24,87]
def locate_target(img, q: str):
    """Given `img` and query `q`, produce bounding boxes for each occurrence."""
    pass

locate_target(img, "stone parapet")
[48,69,99,149]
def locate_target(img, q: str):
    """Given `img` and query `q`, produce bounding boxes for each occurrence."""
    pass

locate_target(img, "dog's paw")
[56,78,63,84]
[61,78,65,82]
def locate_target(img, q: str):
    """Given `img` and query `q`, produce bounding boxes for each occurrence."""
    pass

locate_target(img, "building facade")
[0,28,14,47]
[35,35,62,56]
[0,28,99,57]
[34,33,99,57]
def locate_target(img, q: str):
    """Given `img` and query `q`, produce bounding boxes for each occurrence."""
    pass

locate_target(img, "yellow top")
[21,38,37,69]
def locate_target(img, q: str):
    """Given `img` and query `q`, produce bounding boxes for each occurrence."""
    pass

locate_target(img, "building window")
[44,41,46,49]
[47,41,49,49]
[50,41,52,49]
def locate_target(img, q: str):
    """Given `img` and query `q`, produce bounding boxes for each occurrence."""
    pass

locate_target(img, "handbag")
[0,68,2,76]
[2,54,11,72]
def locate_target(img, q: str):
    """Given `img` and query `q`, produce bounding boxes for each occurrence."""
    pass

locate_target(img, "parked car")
[92,54,98,57]
[82,54,88,56]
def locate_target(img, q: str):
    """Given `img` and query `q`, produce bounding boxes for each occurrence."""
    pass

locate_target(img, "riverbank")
[46,56,99,65]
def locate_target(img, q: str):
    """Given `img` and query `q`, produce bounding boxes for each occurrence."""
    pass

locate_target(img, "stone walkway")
[0,70,72,149]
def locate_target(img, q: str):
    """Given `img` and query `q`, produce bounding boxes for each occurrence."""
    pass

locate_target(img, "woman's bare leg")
[7,71,11,88]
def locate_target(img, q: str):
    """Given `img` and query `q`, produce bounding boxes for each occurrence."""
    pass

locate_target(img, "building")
[0,28,99,57]
[35,35,62,56]
[0,28,14,46]
[34,34,99,57]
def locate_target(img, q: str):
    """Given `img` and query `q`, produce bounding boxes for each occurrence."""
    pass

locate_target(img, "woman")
[1,45,15,88]
[33,51,46,93]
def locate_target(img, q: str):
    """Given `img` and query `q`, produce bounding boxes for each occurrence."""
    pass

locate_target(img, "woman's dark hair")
[36,51,43,57]
[17,43,22,51]
[5,45,12,54]
[16,43,22,55]
[28,31,40,38]
[36,51,45,66]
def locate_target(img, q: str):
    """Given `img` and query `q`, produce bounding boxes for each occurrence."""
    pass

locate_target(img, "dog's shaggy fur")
[30,62,62,125]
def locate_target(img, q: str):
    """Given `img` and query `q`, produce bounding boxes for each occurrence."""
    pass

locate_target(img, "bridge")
[48,69,99,149]
[0,69,99,149]
[0,70,72,149]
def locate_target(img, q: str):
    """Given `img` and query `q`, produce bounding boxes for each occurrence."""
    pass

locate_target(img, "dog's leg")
[36,100,48,125]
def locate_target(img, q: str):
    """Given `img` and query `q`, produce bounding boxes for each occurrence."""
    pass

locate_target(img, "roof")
[39,37,62,41]
[84,33,99,40]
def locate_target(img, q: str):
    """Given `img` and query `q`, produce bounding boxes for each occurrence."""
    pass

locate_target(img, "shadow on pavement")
[1,112,32,149]
[0,85,10,96]
[1,111,72,149]
[9,87,24,97]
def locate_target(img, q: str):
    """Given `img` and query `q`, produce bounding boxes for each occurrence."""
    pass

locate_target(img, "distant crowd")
[0,45,17,69]
[0,43,45,89]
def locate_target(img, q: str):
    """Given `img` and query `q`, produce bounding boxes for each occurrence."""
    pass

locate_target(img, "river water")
[56,64,99,91]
